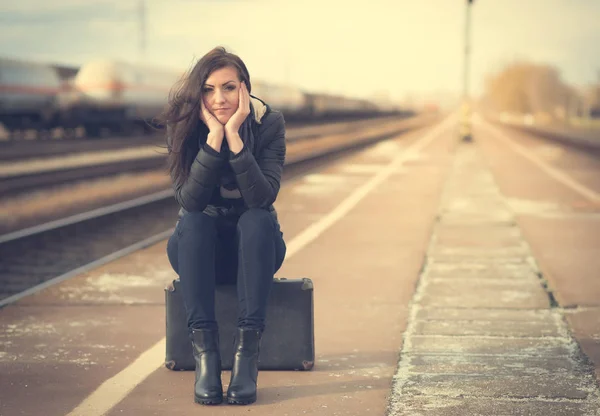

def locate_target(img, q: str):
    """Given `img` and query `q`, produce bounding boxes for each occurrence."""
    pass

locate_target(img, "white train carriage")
[0,58,62,130]
[60,59,182,136]
[57,57,387,136]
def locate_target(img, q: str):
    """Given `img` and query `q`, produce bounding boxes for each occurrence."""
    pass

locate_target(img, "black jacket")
[173,97,286,224]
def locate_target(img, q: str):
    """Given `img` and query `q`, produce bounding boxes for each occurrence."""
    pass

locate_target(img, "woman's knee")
[180,211,217,233]
[166,231,179,274]
[237,208,275,236]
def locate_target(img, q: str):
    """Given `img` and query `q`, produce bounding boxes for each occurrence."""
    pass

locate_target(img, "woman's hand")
[224,82,250,139]
[200,100,225,152]
[200,100,224,136]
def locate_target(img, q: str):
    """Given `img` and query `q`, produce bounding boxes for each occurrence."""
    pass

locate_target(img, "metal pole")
[463,0,472,102]
[460,0,474,141]
[139,0,146,61]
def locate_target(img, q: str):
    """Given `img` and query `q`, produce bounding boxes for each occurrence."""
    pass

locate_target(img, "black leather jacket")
[172,97,286,225]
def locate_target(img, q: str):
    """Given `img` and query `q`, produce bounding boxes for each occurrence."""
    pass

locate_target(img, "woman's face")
[202,66,240,125]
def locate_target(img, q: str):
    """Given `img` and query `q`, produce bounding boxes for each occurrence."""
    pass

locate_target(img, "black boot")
[191,329,223,405]
[226,328,262,405]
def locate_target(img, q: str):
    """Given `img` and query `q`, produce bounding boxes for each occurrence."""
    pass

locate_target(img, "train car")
[303,92,381,119]
[0,57,62,131]
[59,59,182,136]
[0,54,400,139]
[54,58,393,136]
[251,81,308,119]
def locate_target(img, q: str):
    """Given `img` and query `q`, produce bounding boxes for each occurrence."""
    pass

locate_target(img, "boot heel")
[195,394,223,405]
[227,394,256,405]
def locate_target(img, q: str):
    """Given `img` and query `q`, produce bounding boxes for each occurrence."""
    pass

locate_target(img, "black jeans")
[166,208,286,333]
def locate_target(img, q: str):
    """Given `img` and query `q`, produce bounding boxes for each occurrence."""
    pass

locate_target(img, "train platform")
[1,115,600,415]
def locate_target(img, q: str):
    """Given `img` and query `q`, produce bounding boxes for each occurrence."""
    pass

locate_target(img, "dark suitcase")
[165,277,314,371]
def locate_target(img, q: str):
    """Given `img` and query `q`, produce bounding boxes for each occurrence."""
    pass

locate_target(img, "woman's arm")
[229,112,286,208]
[173,138,227,212]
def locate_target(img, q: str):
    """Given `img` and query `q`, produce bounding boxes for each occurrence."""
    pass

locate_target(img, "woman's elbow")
[247,189,277,209]
[175,191,208,212]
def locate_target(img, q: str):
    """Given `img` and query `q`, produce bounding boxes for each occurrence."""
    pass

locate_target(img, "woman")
[160,46,287,405]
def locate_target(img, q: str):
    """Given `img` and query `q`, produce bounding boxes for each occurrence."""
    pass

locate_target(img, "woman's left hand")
[224,81,250,139]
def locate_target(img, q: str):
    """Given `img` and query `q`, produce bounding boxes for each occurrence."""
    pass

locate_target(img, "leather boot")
[226,328,262,405]
[191,329,223,405]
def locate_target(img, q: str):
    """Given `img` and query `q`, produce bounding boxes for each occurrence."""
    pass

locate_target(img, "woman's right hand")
[200,100,224,136]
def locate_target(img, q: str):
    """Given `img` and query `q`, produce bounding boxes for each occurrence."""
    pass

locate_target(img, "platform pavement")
[475,119,600,388]
[0,118,455,416]
[387,142,600,415]
[1,116,599,415]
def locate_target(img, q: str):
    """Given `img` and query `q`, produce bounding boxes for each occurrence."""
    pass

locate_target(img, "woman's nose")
[214,89,225,103]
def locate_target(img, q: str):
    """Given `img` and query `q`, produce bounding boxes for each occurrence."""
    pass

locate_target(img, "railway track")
[0,155,167,196]
[0,133,165,162]
[0,114,404,162]
[0,190,178,307]
[0,115,419,197]
[484,115,600,152]
[0,115,435,306]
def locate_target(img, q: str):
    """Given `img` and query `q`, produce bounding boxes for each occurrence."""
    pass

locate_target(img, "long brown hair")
[157,46,252,187]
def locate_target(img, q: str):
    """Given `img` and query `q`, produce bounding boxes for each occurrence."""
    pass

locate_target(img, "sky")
[0,0,599,106]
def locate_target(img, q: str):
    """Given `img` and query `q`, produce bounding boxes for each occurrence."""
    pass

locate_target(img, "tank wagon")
[0,58,62,132]
[57,59,182,136]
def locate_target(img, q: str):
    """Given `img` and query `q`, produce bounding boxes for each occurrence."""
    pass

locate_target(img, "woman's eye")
[226,85,235,91]
[202,88,212,93]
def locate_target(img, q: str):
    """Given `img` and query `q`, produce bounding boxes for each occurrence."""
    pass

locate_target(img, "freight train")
[0,57,408,139]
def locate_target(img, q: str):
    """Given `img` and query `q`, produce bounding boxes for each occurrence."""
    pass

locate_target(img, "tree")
[483,61,572,119]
